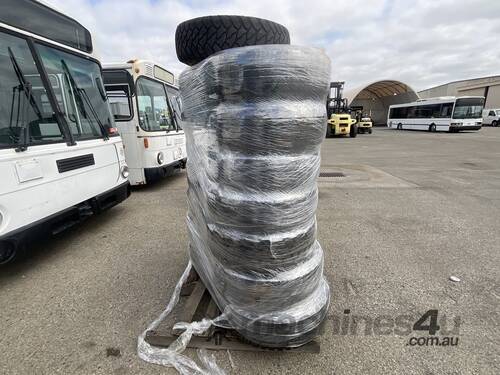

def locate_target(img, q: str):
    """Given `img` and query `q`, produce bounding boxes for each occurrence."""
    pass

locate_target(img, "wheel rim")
[0,242,15,264]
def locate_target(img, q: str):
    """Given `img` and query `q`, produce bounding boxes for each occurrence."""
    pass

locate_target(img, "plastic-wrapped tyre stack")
[177,16,331,348]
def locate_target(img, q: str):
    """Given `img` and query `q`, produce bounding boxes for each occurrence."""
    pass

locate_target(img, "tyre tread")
[176,15,291,65]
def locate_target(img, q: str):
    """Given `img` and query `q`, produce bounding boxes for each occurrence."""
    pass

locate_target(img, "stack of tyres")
[178,17,331,348]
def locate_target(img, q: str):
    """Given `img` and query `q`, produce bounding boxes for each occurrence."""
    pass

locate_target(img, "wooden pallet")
[144,268,321,353]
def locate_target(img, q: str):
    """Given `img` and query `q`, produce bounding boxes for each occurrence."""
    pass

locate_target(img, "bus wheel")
[397,123,402,130]
[492,120,498,127]
[0,241,16,265]
[368,128,372,134]
[429,124,436,132]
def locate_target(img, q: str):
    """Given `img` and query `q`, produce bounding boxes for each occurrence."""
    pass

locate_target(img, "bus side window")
[430,104,441,118]
[106,84,132,121]
[390,107,408,119]
[440,103,453,117]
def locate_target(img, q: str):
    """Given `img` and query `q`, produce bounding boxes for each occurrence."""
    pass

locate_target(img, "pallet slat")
[145,268,321,353]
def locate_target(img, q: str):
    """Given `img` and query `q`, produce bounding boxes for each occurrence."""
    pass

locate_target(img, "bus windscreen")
[453,98,484,119]
[0,0,92,53]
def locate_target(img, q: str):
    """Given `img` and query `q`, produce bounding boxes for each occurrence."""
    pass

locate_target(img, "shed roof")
[345,80,418,104]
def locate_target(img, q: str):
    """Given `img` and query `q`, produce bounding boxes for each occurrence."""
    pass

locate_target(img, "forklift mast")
[326,81,349,117]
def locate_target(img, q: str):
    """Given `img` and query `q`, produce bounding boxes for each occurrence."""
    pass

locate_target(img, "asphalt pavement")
[1,127,499,374]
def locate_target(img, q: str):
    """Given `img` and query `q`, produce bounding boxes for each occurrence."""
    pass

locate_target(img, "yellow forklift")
[353,110,373,134]
[326,82,357,138]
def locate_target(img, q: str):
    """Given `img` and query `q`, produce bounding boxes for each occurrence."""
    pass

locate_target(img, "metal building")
[418,75,500,109]
[345,80,419,125]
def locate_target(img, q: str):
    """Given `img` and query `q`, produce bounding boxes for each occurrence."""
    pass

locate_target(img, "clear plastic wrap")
[137,261,227,374]
[180,45,331,348]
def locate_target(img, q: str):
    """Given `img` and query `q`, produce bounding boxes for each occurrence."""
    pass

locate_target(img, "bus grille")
[57,154,95,173]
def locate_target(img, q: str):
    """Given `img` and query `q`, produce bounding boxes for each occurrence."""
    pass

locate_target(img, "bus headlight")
[120,165,129,179]
[157,152,164,165]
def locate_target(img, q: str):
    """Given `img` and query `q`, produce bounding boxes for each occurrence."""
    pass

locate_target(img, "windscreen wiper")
[8,47,43,151]
[169,97,182,131]
[60,60,109,140]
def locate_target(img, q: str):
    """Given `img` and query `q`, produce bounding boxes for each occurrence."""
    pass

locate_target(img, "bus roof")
[389,96,485,108]
[103,60,177,87]
[0,0,92,53]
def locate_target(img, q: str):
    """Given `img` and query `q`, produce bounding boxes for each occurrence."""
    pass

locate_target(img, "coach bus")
[102,60,186,185]
[0,0,130,264]
[388,96,484,132]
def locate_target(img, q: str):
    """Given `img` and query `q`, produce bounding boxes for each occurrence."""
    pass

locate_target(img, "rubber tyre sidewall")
[175,16,291,65]
[0,241,17,265]
[350,125,358,138]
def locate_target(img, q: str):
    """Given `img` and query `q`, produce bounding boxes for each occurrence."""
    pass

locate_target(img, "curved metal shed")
[345,80,419,125]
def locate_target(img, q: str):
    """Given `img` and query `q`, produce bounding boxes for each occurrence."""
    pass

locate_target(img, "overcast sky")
[44,0,500,91]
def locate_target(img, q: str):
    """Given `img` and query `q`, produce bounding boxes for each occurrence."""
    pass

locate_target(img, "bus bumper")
[144,157,187,184]
[0,181,130,264]
[450,125,482,131]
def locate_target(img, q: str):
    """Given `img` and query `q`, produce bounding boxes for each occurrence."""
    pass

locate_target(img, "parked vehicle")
[388,96,484,132]
[357,117,373,134]
[482,109,500,127]
[102,60,186,185]
[0,0,130,264]
[326,82,357,138]
[327,113,357,137]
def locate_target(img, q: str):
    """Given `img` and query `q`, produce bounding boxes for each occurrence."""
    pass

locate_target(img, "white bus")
[102,60,186,185]
[388,96,484,132]
[0,0,130,264]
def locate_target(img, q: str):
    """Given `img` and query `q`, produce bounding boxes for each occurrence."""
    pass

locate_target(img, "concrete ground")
[1,127,499,375]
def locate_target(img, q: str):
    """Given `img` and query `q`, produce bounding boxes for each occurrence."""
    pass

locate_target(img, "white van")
[0,0,130,264]
[482,109,500,126]
[103,60,186,185]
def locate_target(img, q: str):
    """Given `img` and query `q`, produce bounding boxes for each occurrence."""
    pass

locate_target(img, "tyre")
[214,242,324,309]
[175,15,290,65]
[197,105,326,156]
[205,151,320,193]
[429,124,436,132]
[368,128,373,134]
[397,123,402,130]
[0,241,16,265]
[326,124,332,138]
[492,120,498,127]
[226,279,330,348]
[203,186,317,231]
[350,124,358,138]
[207,221,317,271]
